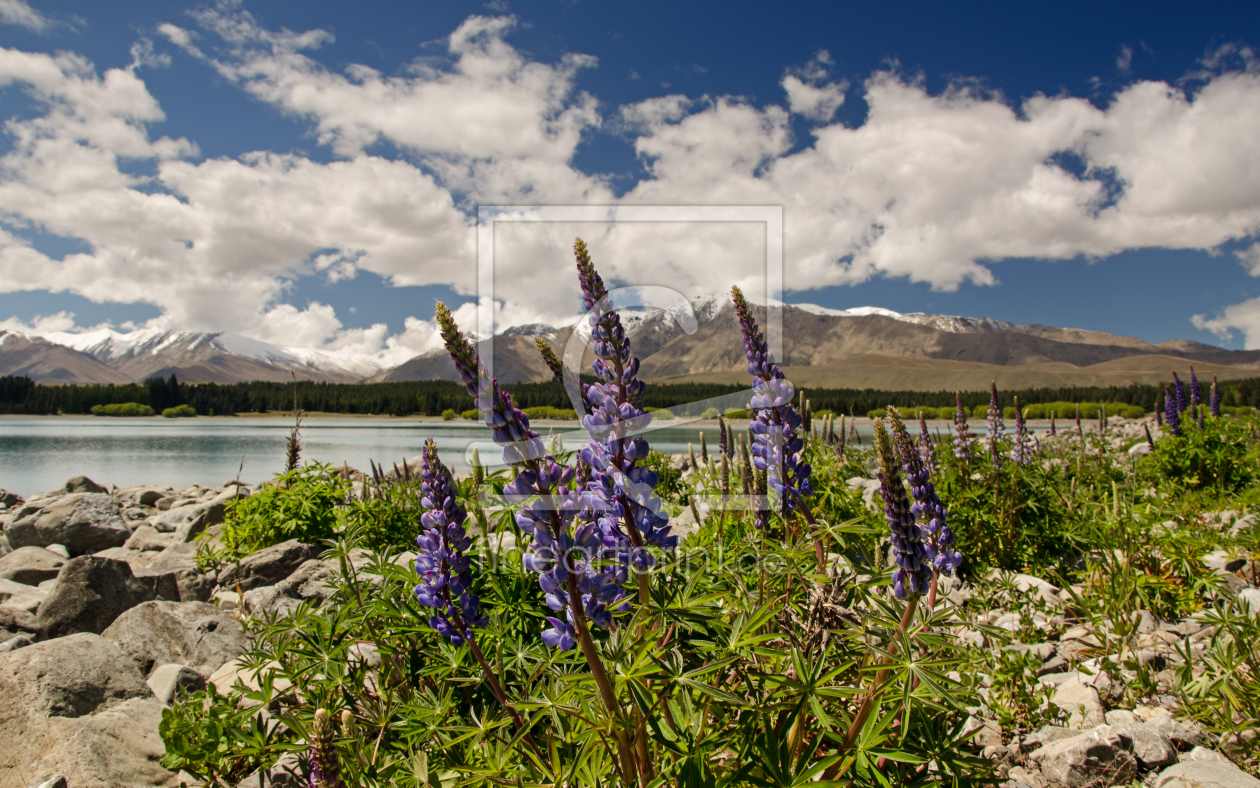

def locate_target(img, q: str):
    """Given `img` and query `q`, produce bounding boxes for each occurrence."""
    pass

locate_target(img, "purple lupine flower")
[874,416,930,599]
[986,382,1005,469]
[1173,372,1188,414]
[437,302,545,465]
[1010,397,1033,465]
[731,286,811,528]
[917,413,937,475]
[414,438,487,647]
[1157,395,1164,428]
[1164,385,1183,437]
[309,709,346,788]
[953,392,977,459]
[891,409,961,578]
[1190,366,1202,408]
[1210,375,1221,418]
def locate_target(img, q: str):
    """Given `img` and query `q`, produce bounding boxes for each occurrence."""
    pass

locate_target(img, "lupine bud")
[1173,372,1188,414]
[917,413,937,474]
[1010,396,1034,465]
[986,382,1005,469]
[1145,423,1155,450]
[309,709,346,788]
[1210,375,1221,418]
[1190,366,1202,408]
[953,392,977,459]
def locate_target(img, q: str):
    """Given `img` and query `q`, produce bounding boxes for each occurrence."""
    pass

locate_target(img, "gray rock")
[5,494,130,556]
[1006,642,1057,661]
[1128,442,1152,456]
[35,556,177,638]
[169,490,236,544]
[0,489,22,508]
[1106,723,1177,769]
[102,600,246,678]
[217,540,320,593]
[32,776,66,788]
[93,546,157,569]
[0,633,150,719]
[136,489,168,507]
[146,663,206,705]
[1052,677,1107,730]
[123,525,173,553]
[1238,588,1260,618]
[44,544,69,559]
[1146,715,1204,750]
[0,546,64,586]
[1024,725,1080,751]
[1154,759,1260,787]
[63,475,107,494]
[1029,726,1137,788]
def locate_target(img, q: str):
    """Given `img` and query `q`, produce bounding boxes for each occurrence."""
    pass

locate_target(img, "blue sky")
[0,0,1258,364]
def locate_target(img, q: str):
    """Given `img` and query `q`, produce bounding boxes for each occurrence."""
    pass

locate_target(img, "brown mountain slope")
[0,332,133,385]
[652,354,1258,392]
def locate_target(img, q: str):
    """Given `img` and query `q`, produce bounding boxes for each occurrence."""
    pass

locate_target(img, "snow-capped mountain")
[39,328,382,384]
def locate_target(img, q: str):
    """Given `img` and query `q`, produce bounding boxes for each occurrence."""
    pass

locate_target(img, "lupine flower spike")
[891,409,961,581]
[1145,423,1155,450]
[1190,366,1202,409]
[874,416,929,599]
[731,286,813,535]
[536,337,593,414]
[917,413,937,474]
[1210,376,1221,418]
[1173,372,1188,414]
[309,709,346,788]
[953,392,977,459]
[1050,410,1056,436]
[986,382,1005,468]
[414,438,486,646]
[1010,396,1033,465]
[1164,385,1183,437]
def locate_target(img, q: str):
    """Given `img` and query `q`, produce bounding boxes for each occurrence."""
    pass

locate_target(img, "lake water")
[3,416,878,497]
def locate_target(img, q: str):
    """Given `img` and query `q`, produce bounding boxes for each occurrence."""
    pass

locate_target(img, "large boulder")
[171,490,237,543]
[1052,676,1107,730]
[217,540,321,593]
[0,634,175,788]
[1105,722,1177,769]
[36,556,177,638]
[6,494,131,556]
[1029,725,1137,788]
[241,559,337,617]
[64,475,108,494]
[0,546,66,585]
[102,600,247,678]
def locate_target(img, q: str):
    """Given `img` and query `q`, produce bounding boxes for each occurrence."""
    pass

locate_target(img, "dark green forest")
[2,373,1257,417]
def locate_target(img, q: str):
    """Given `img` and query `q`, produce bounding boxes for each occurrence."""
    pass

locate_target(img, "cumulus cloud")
[782,50,847,121]
[4,9,1260,368]
[1237,242,1260,276]
[1193,298,1260,349]
[0,0,52,32]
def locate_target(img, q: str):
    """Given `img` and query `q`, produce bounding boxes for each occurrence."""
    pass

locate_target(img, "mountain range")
[3,296,1258,391]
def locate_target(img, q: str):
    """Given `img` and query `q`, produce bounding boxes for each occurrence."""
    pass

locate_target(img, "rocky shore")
[1,423,1258,787]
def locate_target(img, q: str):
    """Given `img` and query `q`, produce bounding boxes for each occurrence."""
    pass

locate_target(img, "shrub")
[1145,417,1258,493]
[723,407,749,418]
[462,408,480,420]
[91,402,155,417]
[699,406,722,419]
[521,406,579,420]
[207,464,350,564]
[441,408,457,421]
[161,404,197,418]
[644,406,675,419]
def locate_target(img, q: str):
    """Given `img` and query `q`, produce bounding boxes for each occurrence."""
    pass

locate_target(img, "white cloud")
[0,0,51,33]
[1237,243,1260,276]
[782,51,847,122]
[4,12,1260,370]
[1116,45,1133,74]
[0,310,78,335]
[1193,298,1260,349]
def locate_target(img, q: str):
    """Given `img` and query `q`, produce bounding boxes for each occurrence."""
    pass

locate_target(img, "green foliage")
[1145,417,1258,493]
[162,404,197,418]
[90,401,155,416]
[158,684,279,783]
[461,408,480,420]
[699,406,722,419]
[441,408,457,420]
[206,464,350,564]
[723,407,749,418]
